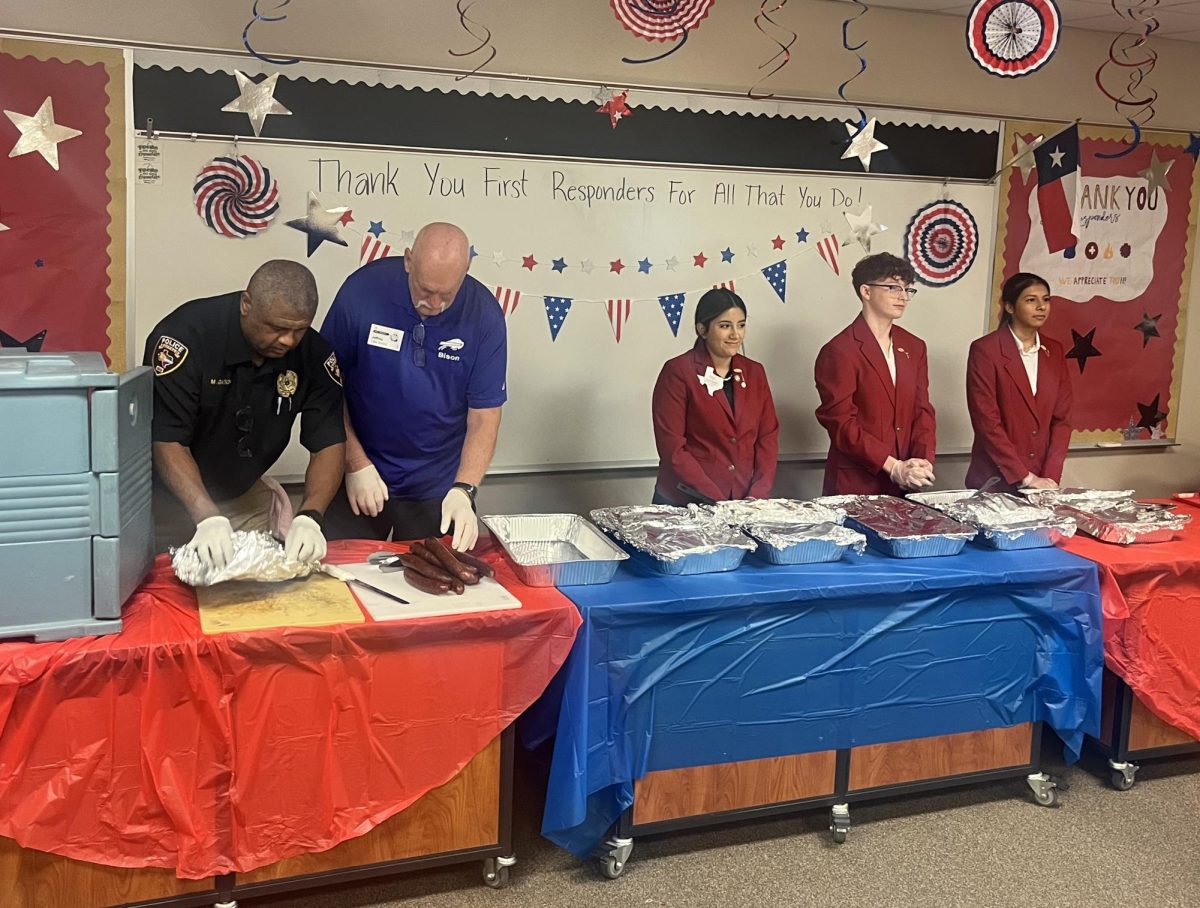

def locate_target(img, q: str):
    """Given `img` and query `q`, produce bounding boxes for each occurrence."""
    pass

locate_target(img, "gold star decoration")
[842,205,886,252]
[5,96,82,171]
[1138,151,1174,194]
[221,71,292,137]
[841,117,888,171]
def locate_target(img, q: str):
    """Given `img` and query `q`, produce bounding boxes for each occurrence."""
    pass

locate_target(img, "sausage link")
[404,568,451,595]
[454,550,495,579]
[425,536,478,584]
[398,552,459,585]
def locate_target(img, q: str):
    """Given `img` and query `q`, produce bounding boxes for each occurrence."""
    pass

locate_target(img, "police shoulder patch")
[153,335,189,376]
[323,351,342,387]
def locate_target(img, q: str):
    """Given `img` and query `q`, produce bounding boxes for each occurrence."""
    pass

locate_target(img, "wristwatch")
[296,508,324,528]
[452,481,478,502]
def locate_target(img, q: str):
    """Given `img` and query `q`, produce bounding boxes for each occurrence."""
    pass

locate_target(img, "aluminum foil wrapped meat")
[907,490,1076,550]
[1042,492,1190,545]
[171,530,321,586]
[817,495,976,558]
[692,498,865,564]
[590,504,756,574]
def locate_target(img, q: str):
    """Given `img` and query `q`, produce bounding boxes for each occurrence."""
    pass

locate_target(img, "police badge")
[153,336,189,376]
[276,369,298,414]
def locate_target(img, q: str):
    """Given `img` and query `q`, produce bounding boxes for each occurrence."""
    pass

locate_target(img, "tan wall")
[4,0,1198,508]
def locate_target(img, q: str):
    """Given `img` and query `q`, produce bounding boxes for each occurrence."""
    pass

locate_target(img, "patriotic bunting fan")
[193,155,280,238]
[967,0,1061,78]
[610,0,716,63]
[904,200,979,286]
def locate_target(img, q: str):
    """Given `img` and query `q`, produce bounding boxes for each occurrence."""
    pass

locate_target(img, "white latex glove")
[284,514,327,563]
[440,487,479,552]
[888,458,935,491]
[1021,474,1059,491]
[346,463,389,517]
[187,515,234,571]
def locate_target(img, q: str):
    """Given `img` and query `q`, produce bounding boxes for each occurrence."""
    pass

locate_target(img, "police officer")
[320,222,506,551]
[144,260,346,570]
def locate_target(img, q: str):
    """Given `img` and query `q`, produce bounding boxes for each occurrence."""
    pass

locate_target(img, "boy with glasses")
[813,252,936,495]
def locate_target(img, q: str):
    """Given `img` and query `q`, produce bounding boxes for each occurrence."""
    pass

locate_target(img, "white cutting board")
[340,562,522,621]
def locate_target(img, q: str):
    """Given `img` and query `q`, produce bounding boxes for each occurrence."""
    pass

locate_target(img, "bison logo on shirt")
[153,336,189,376]
[438,338,465,352]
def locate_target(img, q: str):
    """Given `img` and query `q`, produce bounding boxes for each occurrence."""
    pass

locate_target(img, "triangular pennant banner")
[713,280,736,292]
[658,293,685,337]
[360,235,392,265]
[761,260,787,303]
[817,234,840,276]
[494,286,521,317]
[607,299,632,343]
[543,296,572,341]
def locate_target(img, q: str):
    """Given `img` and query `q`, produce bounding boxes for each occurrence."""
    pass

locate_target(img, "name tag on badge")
[367,323,404,351]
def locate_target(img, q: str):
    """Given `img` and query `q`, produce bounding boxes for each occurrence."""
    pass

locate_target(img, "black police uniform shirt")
[143,292,346,502]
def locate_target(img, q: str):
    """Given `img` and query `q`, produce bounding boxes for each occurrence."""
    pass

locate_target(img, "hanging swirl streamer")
[1094,0,1160,159]
[242,0,300,66]
[611,0,716,64]
[748,1,797,100]
[449,0,497,80]
[838,0,870,129]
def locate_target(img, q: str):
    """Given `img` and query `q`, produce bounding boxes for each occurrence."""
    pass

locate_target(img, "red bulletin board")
[0,38,127,370]
[992,120,1200,443]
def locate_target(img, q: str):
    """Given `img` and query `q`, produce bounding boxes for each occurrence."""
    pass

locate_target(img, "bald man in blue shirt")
[321,223,506,551]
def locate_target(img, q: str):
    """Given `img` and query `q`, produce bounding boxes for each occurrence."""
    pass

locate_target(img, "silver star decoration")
[5,97,82,171]
[664,256,679,272]
[745,243,759,258]
[579,259,595,275]
[1010,134,1040,183]
[285,192,349,257]
[491,251,506,267]
[221,71,291,138]
[1138,151,1174,194]
[1123,419,1141,441]
[843,205,886,252]
[841,117,888,171]
[399,229,416,245]
[1150,422,1167,440]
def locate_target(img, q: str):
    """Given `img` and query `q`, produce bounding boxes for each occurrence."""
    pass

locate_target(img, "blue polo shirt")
[321,257,507,499]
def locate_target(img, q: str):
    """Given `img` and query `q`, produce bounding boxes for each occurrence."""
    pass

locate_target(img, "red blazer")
[814,315,937,495]
[652,340,779,504]
[965,328,1073,490]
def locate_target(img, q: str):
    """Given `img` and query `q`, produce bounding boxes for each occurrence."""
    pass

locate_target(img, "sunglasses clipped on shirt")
[412,321,425,368]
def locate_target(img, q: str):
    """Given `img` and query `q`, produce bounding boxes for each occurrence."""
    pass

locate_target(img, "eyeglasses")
[412,321,425,368]
[866,283,919,298]
[236,406,253,458]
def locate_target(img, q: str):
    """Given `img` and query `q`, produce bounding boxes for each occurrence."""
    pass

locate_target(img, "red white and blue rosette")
[193,155,280,238]
[966,0,1061,78]
[904,200,979,287]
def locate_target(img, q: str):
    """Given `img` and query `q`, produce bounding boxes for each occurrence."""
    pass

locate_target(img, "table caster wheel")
[1032,786,1059,807]
[1108,761,1138,791]
[482,855,515,888]
[829,803,850,844]
[1026,772,1059,807]
[601,854,626,879]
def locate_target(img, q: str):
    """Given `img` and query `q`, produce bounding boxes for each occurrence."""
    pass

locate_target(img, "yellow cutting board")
[196,573,365,634]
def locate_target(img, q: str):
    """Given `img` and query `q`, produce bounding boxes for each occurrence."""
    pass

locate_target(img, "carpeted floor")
[251,741,1200,908]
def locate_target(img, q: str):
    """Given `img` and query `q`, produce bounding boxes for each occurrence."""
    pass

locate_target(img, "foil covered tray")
[590,505,756,575]
[907,490,1076,550]
[1039,494,1190,545]
[693,498,865,565]
[817,495,976,558]
[481,513,628,586]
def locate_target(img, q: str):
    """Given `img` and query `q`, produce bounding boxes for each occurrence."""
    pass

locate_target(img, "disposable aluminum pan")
[907,490,1076,551]
[823,495,976,559]
[481,513,628,586]
[1052,501,1189,545]
[590,505,755,575]
[750,523,867,565]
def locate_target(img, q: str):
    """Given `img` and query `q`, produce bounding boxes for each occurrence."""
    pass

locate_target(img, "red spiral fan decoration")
[610,0,716,62]
[193,155,280,238]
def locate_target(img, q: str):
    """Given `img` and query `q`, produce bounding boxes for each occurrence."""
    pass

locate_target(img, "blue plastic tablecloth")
[536,545,1102,857]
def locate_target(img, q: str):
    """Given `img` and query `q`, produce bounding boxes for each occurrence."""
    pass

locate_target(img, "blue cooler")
[0,351,154,641]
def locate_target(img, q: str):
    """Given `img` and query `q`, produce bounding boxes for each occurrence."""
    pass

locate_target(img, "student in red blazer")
[814,253,937,496]
[652,289,779,504]
[966,272,1073,491]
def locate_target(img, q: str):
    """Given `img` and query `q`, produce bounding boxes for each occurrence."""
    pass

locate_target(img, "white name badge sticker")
[367,324,404,351]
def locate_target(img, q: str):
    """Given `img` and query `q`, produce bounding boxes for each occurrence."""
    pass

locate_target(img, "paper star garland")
[399,230,415,245]
[221,71,292,137]
[1136,393,1167,431]
[4,97,82,171]
[771,235,785,250]
[597,90,633,129]
[1065,327,1102,373]
[720,247,734,263]
[843,205,885,252]
[796,228,809,243]
[367,221,385,238]
[579,259,595,274]
[694,252,707,267]
[1134,312,1162,347]
[610,259,625,274]
[285,192,349,257]
[522,254,538,271]
[552,257,567,273]
[841,117,888,171]
[638,257,652,274]
[1138,151,1174,194]
[491,251,506,267]
[665,256,679,271]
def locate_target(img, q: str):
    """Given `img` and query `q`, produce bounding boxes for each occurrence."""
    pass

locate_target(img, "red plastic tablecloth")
[1064,509,1200,740]
[0,540,580,879]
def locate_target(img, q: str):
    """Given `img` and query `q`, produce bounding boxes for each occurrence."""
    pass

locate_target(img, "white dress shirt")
[1009,326,1041,395]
